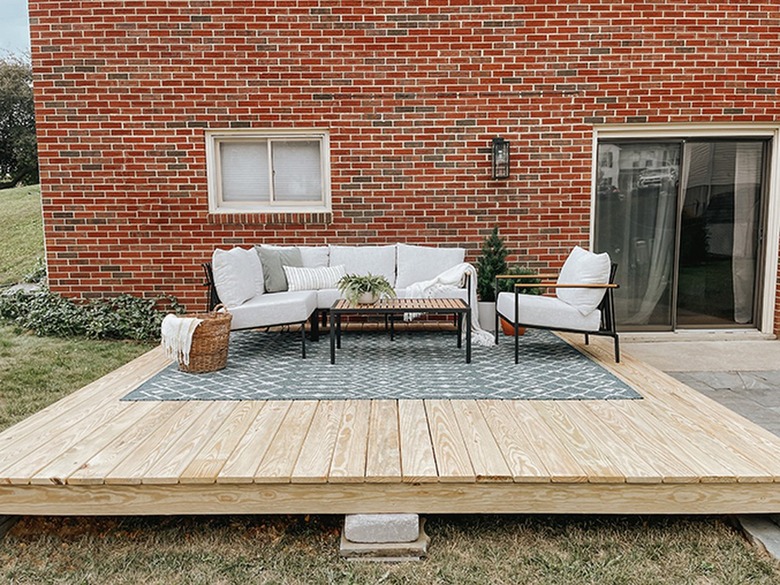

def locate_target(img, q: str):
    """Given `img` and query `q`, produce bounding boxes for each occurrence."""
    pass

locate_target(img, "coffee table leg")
[466,308,471,364]
[456,313,463,348]
[330,312,336,364]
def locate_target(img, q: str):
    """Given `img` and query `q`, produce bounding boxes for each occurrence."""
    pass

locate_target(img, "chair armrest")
[496,273,558,280]
[513,282,619,289]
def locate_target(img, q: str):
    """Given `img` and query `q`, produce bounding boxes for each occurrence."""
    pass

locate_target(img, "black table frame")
[329,298,471,365]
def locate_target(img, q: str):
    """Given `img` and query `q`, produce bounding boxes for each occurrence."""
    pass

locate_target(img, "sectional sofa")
[203,244,470,356]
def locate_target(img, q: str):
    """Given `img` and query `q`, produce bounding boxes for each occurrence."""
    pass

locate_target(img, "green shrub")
[0,290,183,341]
[23,257,46,284]
[475,227,509,302]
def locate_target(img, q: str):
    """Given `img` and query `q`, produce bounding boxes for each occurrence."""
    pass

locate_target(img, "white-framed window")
[206,129,331,213]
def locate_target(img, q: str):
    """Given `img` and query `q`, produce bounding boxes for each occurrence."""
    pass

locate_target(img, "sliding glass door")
[594,138,767,330]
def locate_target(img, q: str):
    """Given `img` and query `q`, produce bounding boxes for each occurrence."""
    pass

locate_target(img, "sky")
[0,0,30,55]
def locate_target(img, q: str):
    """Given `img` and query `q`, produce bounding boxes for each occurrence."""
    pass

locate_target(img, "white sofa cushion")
[317,288,341,309]
[497,292,602,332]
[212,247,264,308]
[229,291,317,330]
[556,246,611,315]
[395,243,466,289]
[284,265,346,291]
[328,245,397,287]
[259,244,329,268]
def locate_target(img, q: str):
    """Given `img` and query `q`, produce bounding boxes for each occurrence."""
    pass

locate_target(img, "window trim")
[206,128,332,214]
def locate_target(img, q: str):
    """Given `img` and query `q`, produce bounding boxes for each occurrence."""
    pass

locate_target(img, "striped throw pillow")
[283,264,346,291]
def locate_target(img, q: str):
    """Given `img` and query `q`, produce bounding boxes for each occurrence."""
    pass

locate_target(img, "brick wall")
[29,0,780,332]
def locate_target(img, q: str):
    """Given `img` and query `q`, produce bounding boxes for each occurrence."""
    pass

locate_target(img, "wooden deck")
[1,333,780,516]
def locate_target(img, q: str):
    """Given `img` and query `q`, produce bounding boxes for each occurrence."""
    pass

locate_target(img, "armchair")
[494,246,620,364]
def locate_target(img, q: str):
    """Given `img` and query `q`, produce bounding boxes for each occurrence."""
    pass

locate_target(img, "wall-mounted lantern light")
[491,137,510,180]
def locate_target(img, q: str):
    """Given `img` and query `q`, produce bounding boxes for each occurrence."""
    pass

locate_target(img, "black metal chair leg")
[584,333,590,345]
[309,311,319,342]
[614,335,620,363]
[301,323,306,359]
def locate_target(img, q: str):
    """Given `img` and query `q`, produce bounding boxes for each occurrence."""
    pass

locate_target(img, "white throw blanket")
[161,314,203,366]
[403,262,494,347]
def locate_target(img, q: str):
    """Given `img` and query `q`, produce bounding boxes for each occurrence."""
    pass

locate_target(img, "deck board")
[451,400,513,482]
[68,402,186,486]
[105,401,214,485]
[292,400,345,484]
[398,400,438,483]
[180,401,266,484]
[217,401,287,484]
[425,400,475,482]
[365,400,402,482]
[254,401,317,483]
[29,402,158,486]
[329,400,370,483]
[2,334,780,515]
[476,401,551,483]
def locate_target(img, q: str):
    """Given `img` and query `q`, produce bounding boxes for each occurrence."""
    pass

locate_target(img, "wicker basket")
[179,304,233,373]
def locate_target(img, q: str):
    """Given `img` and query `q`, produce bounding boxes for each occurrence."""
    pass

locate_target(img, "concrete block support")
[344,513,420,543]
[341,516,429,561]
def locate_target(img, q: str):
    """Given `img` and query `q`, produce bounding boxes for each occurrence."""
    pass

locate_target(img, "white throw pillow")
[284,264,346,291]
[395,243,465,288]
[259,244,329,268]
[212,247,264,308]
[556,246,611,315]
[328,245,397,287]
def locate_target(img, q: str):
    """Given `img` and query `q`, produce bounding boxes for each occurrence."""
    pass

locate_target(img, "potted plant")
[475,227,508,331]
[337,273,397,305]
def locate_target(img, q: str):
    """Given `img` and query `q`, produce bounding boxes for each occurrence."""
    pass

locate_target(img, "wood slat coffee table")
[329,298,472,364]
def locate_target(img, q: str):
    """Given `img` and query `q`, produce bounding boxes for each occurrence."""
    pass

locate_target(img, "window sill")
[207,211,333,226]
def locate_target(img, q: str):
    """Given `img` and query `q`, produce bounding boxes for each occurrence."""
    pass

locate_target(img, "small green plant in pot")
[475,227,508,303]
[337,273,397,305]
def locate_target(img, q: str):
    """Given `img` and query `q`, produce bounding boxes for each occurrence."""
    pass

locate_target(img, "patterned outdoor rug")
[122,328,641,401]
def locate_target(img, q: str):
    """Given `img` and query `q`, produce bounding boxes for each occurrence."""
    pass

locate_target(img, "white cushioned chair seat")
[229,291,317,331]
[497,292,601,332]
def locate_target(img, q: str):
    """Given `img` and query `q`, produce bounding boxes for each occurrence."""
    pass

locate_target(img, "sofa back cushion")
[212,247,264,308]
[256,246,303,293]
[395,243,466,289]
[556,246,611,315]
[328,245,397,287]
[259,244,329,268]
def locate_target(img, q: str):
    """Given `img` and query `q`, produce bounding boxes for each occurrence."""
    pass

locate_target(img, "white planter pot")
[357,291,380,305]
[477,301,496,332]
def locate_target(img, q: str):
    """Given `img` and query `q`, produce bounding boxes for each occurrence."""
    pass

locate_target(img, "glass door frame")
[591,124,780,335]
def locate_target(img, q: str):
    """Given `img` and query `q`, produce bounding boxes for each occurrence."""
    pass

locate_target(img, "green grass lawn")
[1,514,779,584]
[0,185,44,287]
[0,324,154,431]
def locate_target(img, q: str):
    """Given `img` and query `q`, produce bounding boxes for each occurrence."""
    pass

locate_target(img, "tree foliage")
[0,54,38,188]
[475,226,509,302]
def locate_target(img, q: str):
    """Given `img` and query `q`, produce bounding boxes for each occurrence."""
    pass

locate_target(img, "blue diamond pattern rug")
[122,328,641,401]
